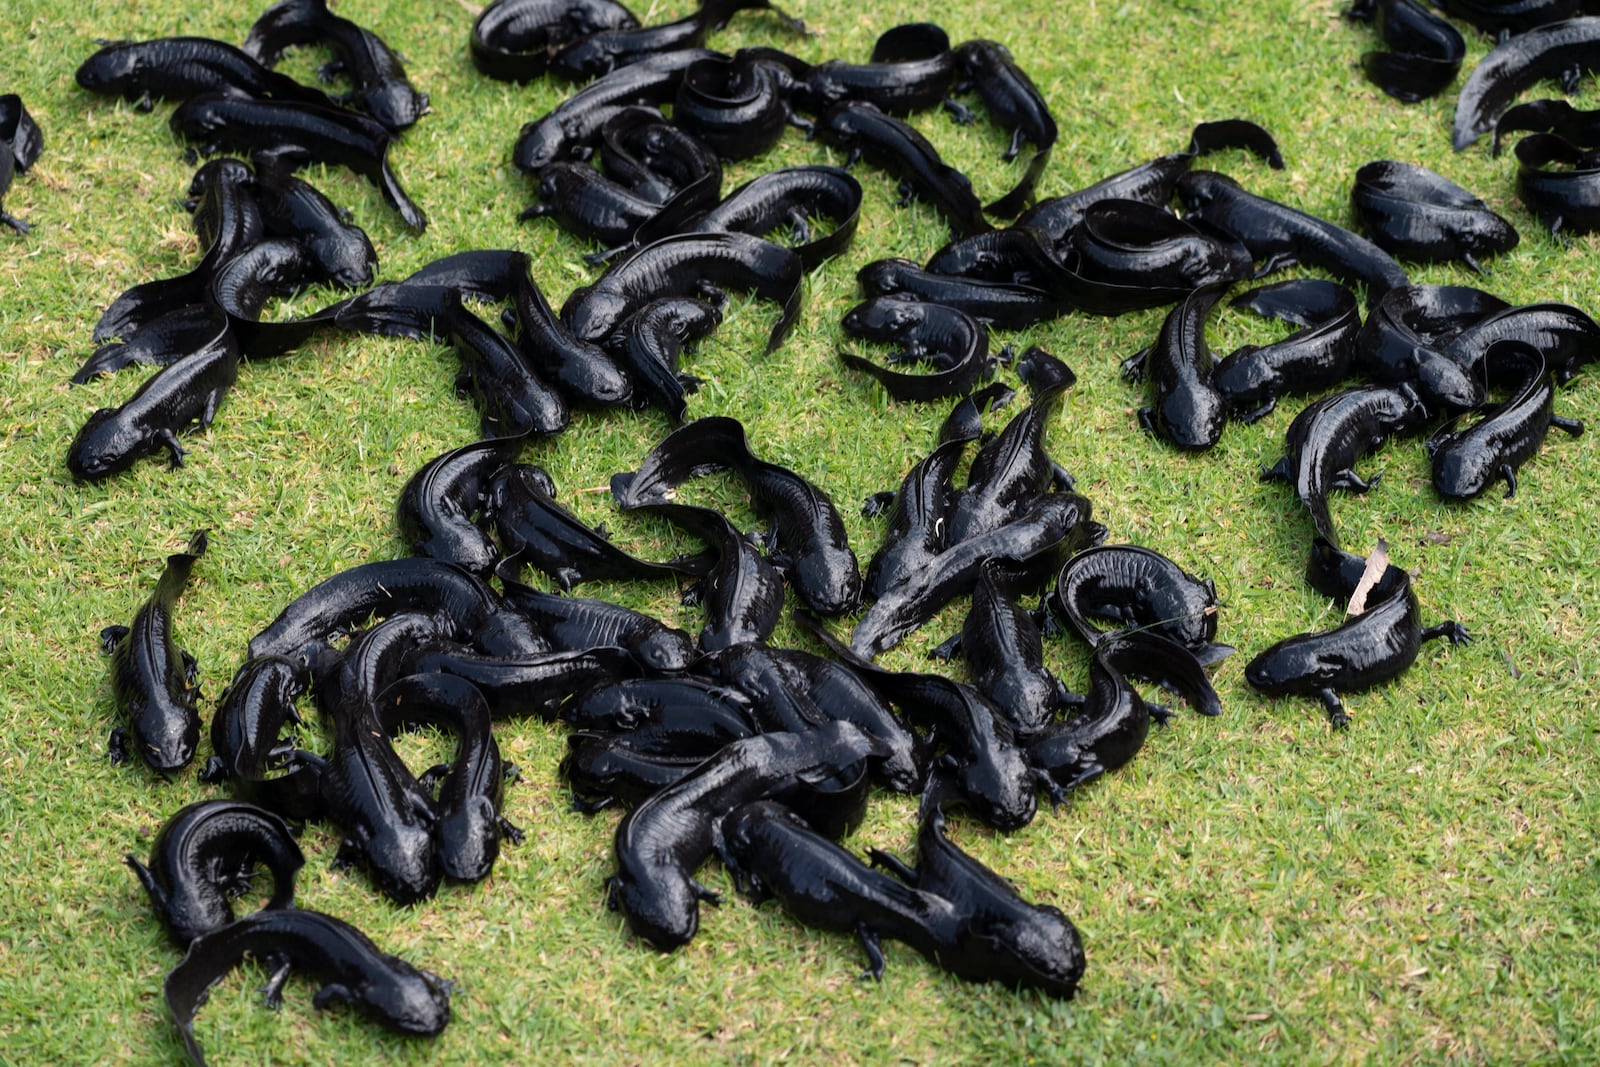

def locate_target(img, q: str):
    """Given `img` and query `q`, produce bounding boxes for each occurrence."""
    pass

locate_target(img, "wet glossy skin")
[1351,160,1518,269]
[1493,97,1600,155]
[0,94,43,172]
[603,297,723,423]
[1441,299,1600,384]
[582,0,800,81]
[563,675,756,736]
[512,49,717,172]
[318,621,443,905]
[188,157,265,248]
[213,238,312,322]
[166,908,450,1067]
[1050,544,1233,666]
[1363,283,1511,345]
[74,36,337,112]
[946,380,1071,545]
[550,11,711,81]
[765,758,874,840]
[838,296,995,401]
[949,558,1067,738]
[497,566,696,673]
[1345,0,1464,103]
[0,95,40,234]
[1427,343,1585,499]
[377,672,521,883]
[0,161,25,233]
[612,416,862,616]
[315,613,443,726]
[795,22,954,115]
[1069,199,1252,297]
[330,281,455,343]
[207,239,327,361]
[202,658,303,783]
[411,644,640,721]
[857,257,1066,329]
[487,463,707,591]
[698,645,833,738]
[720,800,960,979]
[445,297,572,438]
[0,144,20,235]
[951,38,1056,217]
[1435,0,1586,37]
[1213,279,1360,422]
[398,248,527,302]
[93,158,261,344]
[863,428,975,600]
[633,164,863,269]
[1177,170,1409,306]
[1514,132,1600,234]
[397,435,525,578]
[1013,347,1077,395]
[1045,255,1198,319]
[563,734,706,810]
[1453,17,1600,150]
[731,799,1089,992]
[338,272,477,331]
[598,106,723,204]
[955,379,1018,435]
[505,263,635,407]
[246,556,533,668]
[737,437,865,617]
[571,731,873,821]
[97,188,334,366]
[255,166,377,289]
[1016,118,1283,248]
[841,293,985,377]
[524,160,678,246]
[1047,628,1222,787]
[126,799,304,947]
[799,614,1038,831]
[67,330,240,482]
[1025,636,1160,797]
[674,53,794,161]
[705,644,925,792]
[868,806,1085,997]
[607,722,887,950]
[1107,627,1216,716]
[242,0,429,133]
[1120,282,1230,452]
[72,306,228,385]
[1299,534,1374,602]
[563,232,803,355]
[169,93,426,231]
[924,226,1064,289]
[1354,283,1506,410]
[200,655,326,821]
[818,100,990,239]
[1259,383,1432,547]
[853,492,1094,659]
[582,712,753,763]
[628,501,784,650]
[471,0,641,81]
[1245,554,1470,728]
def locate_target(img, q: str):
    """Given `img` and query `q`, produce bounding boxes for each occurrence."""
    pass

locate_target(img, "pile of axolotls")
[47,0,1599,1060]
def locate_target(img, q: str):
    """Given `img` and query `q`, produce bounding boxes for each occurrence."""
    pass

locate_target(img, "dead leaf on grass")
[1346,539,1388,616]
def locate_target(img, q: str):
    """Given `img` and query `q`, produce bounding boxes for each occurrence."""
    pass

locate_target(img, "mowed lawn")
[1,0,1598,1062]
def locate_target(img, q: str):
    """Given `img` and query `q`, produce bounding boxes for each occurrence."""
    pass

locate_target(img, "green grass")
[2,0,1600,1062]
